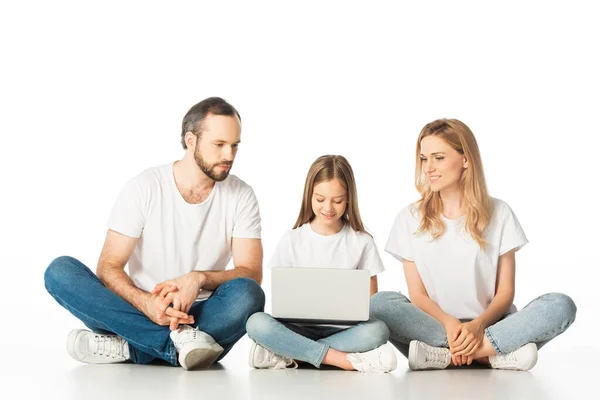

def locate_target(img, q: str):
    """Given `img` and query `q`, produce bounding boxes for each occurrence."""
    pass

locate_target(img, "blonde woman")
[246,155,397,373]
[371,119,576,371]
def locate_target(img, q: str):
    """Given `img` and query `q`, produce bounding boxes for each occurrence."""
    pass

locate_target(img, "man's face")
[193,114,241,182]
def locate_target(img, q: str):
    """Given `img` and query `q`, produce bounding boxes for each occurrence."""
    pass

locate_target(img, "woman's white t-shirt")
[269,223,385,276]
[385,198,528,320]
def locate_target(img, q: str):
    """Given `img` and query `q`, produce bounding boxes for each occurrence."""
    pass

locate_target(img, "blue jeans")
[246,312,389,367]
[370,291,576,357]
[44,256,265,366]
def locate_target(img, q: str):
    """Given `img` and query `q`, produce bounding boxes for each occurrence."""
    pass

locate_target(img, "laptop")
[271,268,370,325]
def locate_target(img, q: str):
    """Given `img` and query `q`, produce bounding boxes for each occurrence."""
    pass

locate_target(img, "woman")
[371,119,576,371]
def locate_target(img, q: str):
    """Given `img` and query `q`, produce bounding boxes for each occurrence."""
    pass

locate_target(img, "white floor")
[11,332,598,400]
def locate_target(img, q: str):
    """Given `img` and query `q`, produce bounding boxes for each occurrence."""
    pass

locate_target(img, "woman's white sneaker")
[346,343,398,373]
[408,340,451,370]
[489,343,538,371]
[169,325,224,370]
[248,340,298,370]
[67,329,130,364]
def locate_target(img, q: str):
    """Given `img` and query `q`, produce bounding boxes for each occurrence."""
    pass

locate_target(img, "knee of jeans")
[44,256,79,292]
[369,319,390,346]
[245,312,272,340]
[369,291,408,319]
[228,278,265,315]
[545,292,577,324]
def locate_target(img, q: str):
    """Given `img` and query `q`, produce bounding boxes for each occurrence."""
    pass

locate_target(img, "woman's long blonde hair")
[415,119,493,249]
[294,155,369,235]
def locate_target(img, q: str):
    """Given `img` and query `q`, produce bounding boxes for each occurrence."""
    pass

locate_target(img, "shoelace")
[350,352,386,373]
[173,327,199,347]
[425,347,449,367]
[93,335,124,358]
[266,351,297,370]
[495,351,518,366]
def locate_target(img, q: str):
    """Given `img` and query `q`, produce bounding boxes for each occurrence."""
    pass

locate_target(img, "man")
[44,97,265,370]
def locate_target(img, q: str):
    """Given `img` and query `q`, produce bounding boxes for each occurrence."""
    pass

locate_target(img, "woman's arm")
[474,249,516,328]
[453,249,516,356]
[403,260,458,327]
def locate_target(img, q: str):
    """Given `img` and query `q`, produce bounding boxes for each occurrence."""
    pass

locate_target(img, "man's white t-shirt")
[107,163,261,300]
[269,223,385,276]
[385,198,528,320]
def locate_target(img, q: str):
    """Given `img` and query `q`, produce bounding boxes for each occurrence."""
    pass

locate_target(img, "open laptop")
[271,268,370,325]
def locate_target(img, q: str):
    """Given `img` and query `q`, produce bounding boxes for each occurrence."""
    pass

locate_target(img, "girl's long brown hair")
[294,155,370,236]
[415,119,493,249]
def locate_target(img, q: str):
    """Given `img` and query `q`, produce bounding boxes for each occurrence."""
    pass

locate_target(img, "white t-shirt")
[108,163,261,300]
[269,223,385,276]
[385,198,528,320]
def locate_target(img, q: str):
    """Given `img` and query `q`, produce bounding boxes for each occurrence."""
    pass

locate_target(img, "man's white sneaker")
[408,340,451,371]
[67,329,130,364]
[489,343,538,371]
[169,325,224,370]
[346,343,397,373]
[248,340,298,370]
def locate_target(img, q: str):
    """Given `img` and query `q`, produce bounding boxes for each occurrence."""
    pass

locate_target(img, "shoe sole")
[180,343,224,370]
[408,340,419,371]
[67,329,86,362]
[248,341,258,368]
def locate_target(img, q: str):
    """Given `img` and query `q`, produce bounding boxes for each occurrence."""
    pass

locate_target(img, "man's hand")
[143,291,194,329]
[152,272,205,313]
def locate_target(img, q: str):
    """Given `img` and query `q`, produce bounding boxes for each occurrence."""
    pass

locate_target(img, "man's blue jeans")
[44,256,265,366]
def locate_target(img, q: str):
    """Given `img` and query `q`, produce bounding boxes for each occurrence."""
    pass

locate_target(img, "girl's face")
[420,135,468,193]
[311,178,347,228]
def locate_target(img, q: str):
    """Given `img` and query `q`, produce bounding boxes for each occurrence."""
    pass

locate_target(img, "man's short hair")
[181,97,241,149]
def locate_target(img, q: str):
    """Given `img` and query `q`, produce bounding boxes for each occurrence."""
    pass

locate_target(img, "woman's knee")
[544,292,577,324]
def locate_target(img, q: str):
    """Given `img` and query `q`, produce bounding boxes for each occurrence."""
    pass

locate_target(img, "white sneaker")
[346,343,397,373]
[489,343,538,371]
[169,325,224,370]
[67,329,130,364]
[248,340,298,370]
[408,340,451,371]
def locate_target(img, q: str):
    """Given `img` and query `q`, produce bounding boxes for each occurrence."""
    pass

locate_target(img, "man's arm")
[199,237,263,290]
[96,229,149,309]
[97,229,191,326]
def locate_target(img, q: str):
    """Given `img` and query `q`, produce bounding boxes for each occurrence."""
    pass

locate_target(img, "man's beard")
[194,147,233,182]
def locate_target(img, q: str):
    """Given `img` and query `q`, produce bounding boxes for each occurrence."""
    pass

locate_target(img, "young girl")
[246,155,397,373]
[371,119,576,371]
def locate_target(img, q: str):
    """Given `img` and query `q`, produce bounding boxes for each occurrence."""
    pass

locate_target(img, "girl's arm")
[370,276,378,296]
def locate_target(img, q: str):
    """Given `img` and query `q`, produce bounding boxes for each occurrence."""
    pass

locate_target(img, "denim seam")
[48,288,177,365]
[314,343,330,368]
[484,327,502,354]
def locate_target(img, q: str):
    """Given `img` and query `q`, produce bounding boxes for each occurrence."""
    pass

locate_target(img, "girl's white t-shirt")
[107,163,262,300]
[269,223,385,276]
[385,198,528,320]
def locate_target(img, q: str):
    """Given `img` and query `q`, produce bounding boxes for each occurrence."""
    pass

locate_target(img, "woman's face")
[420,135,467,193]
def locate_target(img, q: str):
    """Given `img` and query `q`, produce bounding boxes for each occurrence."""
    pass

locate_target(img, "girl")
[371,119,576,371]
[246,155,397,373]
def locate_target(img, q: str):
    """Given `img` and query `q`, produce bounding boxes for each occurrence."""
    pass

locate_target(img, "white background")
[1,0,598,396]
